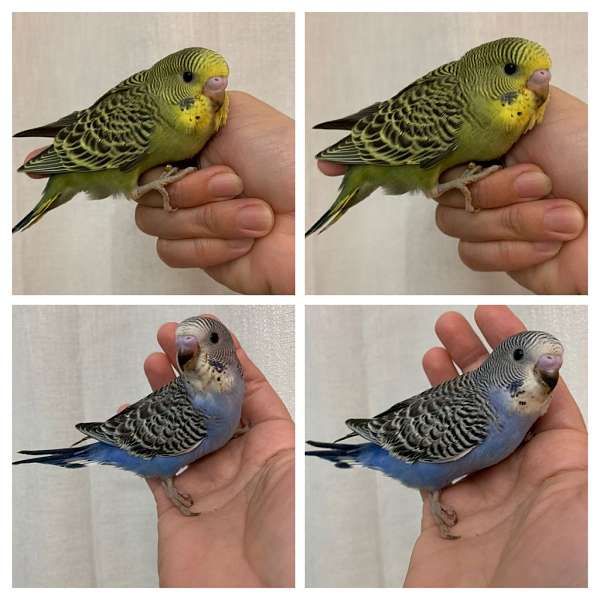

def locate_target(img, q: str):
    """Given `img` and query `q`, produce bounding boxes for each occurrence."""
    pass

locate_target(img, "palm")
[407,307,587,587]
[200,92,295,294]
[143,320,294,587]
[504,87,587,293]
[152,419,294,587]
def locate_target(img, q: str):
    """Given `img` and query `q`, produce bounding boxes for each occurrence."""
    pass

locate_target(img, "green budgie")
[307,37,552,236]
[13,47,230,232]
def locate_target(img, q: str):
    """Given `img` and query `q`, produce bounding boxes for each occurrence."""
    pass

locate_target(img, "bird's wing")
[75,378,208,458]
[19,76,156,175]
[316,61,464,169]
[346,378,495,463]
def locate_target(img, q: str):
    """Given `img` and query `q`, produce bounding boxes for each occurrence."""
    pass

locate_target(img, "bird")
[306,37,552,236]
[13,316,245,516]
[306,330,563,538]
[13,47,230,232]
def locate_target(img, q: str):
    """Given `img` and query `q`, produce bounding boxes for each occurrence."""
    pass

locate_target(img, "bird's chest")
[459,89,546,160]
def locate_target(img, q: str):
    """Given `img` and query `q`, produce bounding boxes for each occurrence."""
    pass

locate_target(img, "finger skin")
[421,347,458,385]
[458,240,562,272]
[136,198,274,240]
[22,146,51,179]
[144,352,175,390]
[317,160,345,177]
[436,163,551,210]
[437,199,584,243]
[156,237,254,269]
[434,312,489,371]
[136,164,243,209]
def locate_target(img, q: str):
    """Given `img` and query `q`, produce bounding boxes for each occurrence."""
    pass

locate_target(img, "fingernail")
[237,205,273,233]
[514,172,552,198]
[208,173,243,198]
[533,241,562,253]
[227,239,253,251]
[543,206,583,235]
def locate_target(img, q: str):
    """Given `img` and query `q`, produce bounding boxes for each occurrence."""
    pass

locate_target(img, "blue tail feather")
[13,444,95,468]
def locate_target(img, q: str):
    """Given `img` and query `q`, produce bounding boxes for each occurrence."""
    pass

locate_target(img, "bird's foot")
[130,165,197,212]
[429,490,460,540]
[430,162,502,212]
[161,476,200,516]
[232,418,251,439]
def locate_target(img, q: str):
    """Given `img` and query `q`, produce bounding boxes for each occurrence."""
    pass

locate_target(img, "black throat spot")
[500,90,518,105]
[179,97,196,111]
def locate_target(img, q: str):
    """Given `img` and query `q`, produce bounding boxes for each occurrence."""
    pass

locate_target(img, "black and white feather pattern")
[75,377,207,458]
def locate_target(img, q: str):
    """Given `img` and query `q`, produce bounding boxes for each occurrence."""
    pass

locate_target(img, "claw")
[161,476,200,516]
[130,166,198,212]
[429,162,502,212]
[429,489,460,539]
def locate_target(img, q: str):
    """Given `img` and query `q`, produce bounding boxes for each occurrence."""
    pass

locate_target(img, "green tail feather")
[305,187,360,236]
[12,192,62,233]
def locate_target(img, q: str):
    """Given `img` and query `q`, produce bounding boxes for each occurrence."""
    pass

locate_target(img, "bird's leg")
[232,417,251,439]
[161,476,200,517]
[429,162,502,213]
[429,490,460,540]
[130,165,198,212]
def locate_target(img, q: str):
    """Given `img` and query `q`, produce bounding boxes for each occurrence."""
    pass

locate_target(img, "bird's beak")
[203,76,229,106]
[534,352,563,390]
[527,69,551,101]
[176,335,199,372]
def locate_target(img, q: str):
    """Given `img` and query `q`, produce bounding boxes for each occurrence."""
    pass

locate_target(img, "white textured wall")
[306,305,587,587]
[12,12,294,294]
[13,305,294,587]
[306,13,587,294]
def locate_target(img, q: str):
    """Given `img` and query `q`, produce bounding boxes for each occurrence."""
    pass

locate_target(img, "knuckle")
[195,204,218,235]
[501,204,526,238]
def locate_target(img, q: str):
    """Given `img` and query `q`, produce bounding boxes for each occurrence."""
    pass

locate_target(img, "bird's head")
[480,330,564,416]
[460,37,552,104]
[147,47,230,108]
[175,316,242,393]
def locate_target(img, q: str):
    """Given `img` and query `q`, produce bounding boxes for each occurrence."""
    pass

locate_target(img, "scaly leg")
[130,165,197,212]
[232,418,251,439]
[161,476,200,517]
[429,489,460,540]
[429,163,501,213]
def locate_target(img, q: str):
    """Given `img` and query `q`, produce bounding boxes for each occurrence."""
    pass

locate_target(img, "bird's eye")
[210,332,219,344]
[513,348,524,361]
[504,63,518,75]
[182,71,194,83]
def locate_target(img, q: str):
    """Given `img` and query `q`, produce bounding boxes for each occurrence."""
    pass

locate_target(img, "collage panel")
[12,12,295,295]
[306,12,587,295]
[306,305,587,586]
[12,305,295,587]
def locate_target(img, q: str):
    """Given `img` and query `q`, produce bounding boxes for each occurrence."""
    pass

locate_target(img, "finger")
[473,306,526,348]
[422,347,459,385]
[144,352,176,390]
[436,199,584,242]
[436,164,552,209]
[156,237,254,268]
[156,322,177,367]
[434,311,489,372]
[317,160,346,177]
[458,239,562,272]
[135,198,273,240]
[22,146,51,179]
[136,164,243,209]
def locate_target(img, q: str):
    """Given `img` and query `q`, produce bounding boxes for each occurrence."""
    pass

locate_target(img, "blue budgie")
[306,330,563,539]
[13,316,244,516]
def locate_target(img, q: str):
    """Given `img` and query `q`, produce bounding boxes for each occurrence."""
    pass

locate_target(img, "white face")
[175,317,241,393]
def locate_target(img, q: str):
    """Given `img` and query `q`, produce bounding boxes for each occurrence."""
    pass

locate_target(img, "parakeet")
[13,316,245,516]
[13,47,230,232]
[306,330,563,539]
[307,37,552,236]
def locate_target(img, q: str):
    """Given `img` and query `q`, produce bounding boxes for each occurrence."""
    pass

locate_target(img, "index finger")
[436,163,552,210]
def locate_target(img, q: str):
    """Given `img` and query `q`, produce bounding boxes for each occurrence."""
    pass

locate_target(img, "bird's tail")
[305,168,376,237]
[12,192,63,233]
[12,443,96,469]
[305,440,368,469]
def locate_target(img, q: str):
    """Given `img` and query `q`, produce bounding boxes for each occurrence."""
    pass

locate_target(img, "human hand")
[435,87,587,294]
[136,92,295,295]
[404,305,587,587]
[140,317,295,587]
